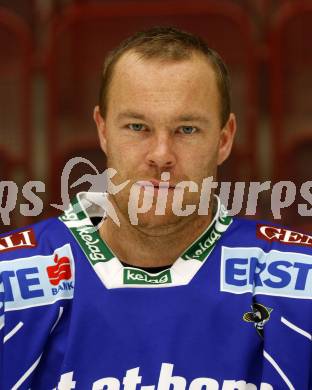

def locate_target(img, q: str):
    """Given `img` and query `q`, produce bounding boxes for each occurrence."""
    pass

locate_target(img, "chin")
[134,211,183,232]
[115,190,201,230]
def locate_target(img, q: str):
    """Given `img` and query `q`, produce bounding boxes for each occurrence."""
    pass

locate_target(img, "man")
[0,27,311,389]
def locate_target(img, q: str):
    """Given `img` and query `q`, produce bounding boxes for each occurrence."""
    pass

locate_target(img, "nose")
[146,132,176,170]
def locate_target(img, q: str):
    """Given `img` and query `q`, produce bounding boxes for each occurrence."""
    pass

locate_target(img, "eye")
[128,123,146,132]
[179,126,198,134]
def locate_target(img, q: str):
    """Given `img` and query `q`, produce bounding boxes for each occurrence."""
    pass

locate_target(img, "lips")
[137,180,176,189]
[150,180,176,189]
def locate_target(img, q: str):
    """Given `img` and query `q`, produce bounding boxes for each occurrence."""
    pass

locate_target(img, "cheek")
[106,147,141,188]
[106,139,129,167]
[182,148,218,178]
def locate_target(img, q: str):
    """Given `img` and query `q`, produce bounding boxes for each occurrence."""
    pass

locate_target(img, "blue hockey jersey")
[0,192,311,389]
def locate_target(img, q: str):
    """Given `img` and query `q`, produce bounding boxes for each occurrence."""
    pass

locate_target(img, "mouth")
[136,180,176,190]
[150,180,176,189]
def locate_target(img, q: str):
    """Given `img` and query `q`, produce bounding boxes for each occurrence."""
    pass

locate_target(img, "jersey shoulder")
[0,217,74,262]
[0,217,76,321]
[0,218,76,389]
[0,217,76,308]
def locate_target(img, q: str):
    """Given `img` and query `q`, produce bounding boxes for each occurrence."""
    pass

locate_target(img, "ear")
[217,113,237,166]
[94,105,107,155]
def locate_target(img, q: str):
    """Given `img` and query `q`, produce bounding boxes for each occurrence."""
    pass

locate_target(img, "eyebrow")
[176,115,210,124]
[117,111,147,121]
[116,111,210,124]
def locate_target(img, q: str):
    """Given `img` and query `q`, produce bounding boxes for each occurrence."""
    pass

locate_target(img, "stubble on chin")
[108,184,204,233]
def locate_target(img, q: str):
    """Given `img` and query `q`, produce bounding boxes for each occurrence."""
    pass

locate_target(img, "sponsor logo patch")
[56,363,273,389]
[257,224,312,248]
[60,202,80,222]
[0,229,37,253]
[0,244,74,315]
[46,254,72,286]
[221,246,312,299]
[74,225,113,264]
[123,268,172,285]
[243,303,273,338]
[182,207,232,262]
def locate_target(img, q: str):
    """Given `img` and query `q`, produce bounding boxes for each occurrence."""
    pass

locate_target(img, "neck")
[99,196,215,268]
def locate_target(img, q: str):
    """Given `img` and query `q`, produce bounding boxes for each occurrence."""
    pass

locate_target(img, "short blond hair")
[99,26,231,127]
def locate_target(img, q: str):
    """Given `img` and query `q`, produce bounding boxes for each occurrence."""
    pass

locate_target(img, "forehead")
[107,51,219,116]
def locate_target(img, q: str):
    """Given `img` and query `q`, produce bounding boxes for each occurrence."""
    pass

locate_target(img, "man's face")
[94,51,236,230]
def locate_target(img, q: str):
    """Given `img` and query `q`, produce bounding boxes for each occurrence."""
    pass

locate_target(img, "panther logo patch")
[243,303,273,337]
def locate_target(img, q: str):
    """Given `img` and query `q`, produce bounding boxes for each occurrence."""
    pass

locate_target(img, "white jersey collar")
[59,192,232,289]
